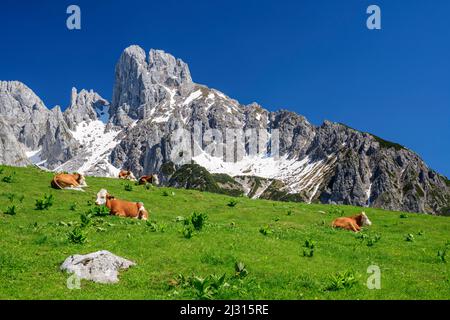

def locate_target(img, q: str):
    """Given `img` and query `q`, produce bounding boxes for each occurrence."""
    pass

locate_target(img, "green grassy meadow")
[0,165,449,300]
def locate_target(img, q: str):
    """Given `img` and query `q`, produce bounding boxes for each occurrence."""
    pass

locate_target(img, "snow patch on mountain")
[54,120,121,177]
[192,150,336,196]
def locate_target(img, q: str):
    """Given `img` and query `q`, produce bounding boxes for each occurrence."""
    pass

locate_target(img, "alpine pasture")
[0,165,449,300]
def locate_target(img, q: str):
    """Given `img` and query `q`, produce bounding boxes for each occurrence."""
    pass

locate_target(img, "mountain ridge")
[0,45,448,215]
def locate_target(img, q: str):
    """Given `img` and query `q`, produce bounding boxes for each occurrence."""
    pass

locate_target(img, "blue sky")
[1,0,449,176]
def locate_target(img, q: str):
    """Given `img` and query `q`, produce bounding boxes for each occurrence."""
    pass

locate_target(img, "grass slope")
[0,165,449,300]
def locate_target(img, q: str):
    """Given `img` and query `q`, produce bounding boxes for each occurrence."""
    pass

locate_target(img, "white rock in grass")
[61,250,135,284]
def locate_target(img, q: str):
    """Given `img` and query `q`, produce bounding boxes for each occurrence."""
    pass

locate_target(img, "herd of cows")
[49,171,372,232]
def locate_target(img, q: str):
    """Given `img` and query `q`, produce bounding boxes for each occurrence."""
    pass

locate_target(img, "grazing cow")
[332,212,372,232]
[138,174,160,186]
[51,173,87,191]
[95,189,148,220]
[118,170,137,181]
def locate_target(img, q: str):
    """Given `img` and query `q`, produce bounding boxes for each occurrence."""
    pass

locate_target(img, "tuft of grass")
[405,234,415,242]
[124,184,133,192]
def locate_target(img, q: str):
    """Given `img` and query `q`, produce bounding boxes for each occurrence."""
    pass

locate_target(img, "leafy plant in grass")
[328,207,344,215]
[68,227,87,244]
[287,210,293,216]
[188,212,208,231]
[366,234,381,247]
[179,274,228,300]
[146,220,166,233]
[405,233,415,242]
[3,205,17,216]
[124,184,133,192]
[302,239,315,257]
[6,193,15,202]
[35,194,54,210]
[259,225,273,236]
[0,167,3,175]
[234,262,249,278]
[182,224,195,239]
[80,212,93,228]
[400,213,409,219]
[162,191,170,197]
[69,203,78,211]
[2,174,15,183]
[437,242,450,263]
[325,271,357,291]
[227,199,238,207]
[89,205,110,217]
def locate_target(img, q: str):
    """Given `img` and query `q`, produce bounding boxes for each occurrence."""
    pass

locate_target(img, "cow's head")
[128,171,137,181]
[74,173,87,187]
[95,189,112,205]
[151,174,160,186]
[360,212,372,226]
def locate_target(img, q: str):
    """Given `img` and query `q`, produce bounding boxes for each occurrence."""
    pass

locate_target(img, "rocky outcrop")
[64,87,109,130]
[60,250,135,284]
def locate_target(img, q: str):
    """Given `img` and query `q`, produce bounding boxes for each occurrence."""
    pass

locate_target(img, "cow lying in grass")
[332,212,372,232]
[118,170,137,181]
[51,173,87,192]
[95,189,148,220]
[138,174,159,186]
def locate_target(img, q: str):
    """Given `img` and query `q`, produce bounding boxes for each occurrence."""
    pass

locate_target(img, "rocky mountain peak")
[148,48,193,88]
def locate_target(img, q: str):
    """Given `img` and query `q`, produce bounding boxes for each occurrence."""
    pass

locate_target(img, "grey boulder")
[60,250,135,284]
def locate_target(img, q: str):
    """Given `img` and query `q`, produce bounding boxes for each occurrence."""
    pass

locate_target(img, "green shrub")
[35,194,54,210]
[400,213,408,219]
[68,227,87,244]
[162,191,170,197]
[405,233,415,242]
[124,184,133,192]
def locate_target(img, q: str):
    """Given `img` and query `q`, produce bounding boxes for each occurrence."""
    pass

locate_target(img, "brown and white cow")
[138,174,160,186]
[332,212,372,232]
[95,189,148,220]
[118,170,137,181]
[51,173,87,191]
